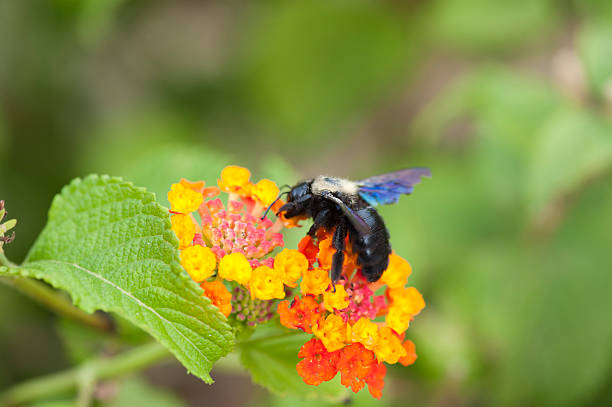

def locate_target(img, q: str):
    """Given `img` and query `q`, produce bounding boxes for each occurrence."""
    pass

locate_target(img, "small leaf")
[238,323,346,400]
[5,175,233,382]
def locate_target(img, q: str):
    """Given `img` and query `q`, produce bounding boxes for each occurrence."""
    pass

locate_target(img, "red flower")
[296,338,340,385]
[298,235,319,267]
[278,296,321,334]
[337,343,376,393]
[364,361,386,399]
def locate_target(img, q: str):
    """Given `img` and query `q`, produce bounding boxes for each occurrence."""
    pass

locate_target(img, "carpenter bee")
[264,168,431,284]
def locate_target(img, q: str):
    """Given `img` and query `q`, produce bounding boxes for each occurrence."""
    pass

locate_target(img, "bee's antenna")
[260,191,289,220]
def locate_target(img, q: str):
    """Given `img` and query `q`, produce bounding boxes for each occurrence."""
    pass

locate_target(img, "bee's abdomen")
[350,207,392,282]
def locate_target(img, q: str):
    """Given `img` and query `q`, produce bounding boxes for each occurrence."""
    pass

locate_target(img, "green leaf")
[578,22,612,99]
[526,107,612,216]
[238,323,346,400]
[5,175,233,382]
[426,0,557,53]
[240,1,414,139]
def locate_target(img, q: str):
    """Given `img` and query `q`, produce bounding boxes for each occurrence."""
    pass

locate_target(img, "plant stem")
[0,251,112,332]
[0,274,113,332]
[0,341,172,407]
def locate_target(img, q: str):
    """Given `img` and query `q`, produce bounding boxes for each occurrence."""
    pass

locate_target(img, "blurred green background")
[2,0,612,406]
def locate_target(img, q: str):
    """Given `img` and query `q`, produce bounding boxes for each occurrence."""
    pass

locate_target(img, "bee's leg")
[330,221,348,290]
[308,208,331,237]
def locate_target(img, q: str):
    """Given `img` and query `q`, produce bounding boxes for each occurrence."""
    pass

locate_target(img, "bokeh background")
[2,0,612,406]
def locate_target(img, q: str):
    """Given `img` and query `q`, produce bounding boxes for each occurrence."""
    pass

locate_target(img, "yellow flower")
[249,265,285,300]
[178,178,205,193]
[171,214,195,249]
[218,252,252,286]
[252,179,280,206]
[380,253,412,289]
[374,326,407,364]
[323,284,349,311]
[312,314,347,352]
[387,286,425,317]
[385,305,411,335]
[168,182,203,214]
[180,245,216,282]
[274,249,308,288]
[347,317,379,351]
[300,268,331,296]
[217,165,252,195]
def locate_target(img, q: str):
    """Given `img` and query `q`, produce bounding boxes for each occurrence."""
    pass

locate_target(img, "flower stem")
[0,252,112,332]
[0,341,172,407]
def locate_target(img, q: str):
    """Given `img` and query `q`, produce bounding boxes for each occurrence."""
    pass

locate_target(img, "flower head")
[296,338,340,386]
[249,265,285,300]
[278,296,321,333]
[274,249,308,288]
[218,252,252,286]
[180,245,216,282]
[312,313,348,352]
[300,268,331,296]
[201,280,232,317]
[168,182,204,214]
[168,167,292,329]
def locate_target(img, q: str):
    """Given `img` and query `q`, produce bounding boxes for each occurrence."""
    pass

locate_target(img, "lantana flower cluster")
[168,166,425,399]
[278,232,424,399]
[168,166,293,325]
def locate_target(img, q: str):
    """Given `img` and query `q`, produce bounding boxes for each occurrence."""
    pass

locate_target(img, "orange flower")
[300,268,331,296]
[337,343,376,393]
[398,339,418,367]
[201,280,232,317]
[364,361,386,399]
[296,338,340,386]
[278,296,321,333]
[274,249,308,288]
[380,253,412,288]
[312,314,347,352]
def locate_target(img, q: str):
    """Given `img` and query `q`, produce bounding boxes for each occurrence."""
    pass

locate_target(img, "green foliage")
[1,175,233,383]
[527,106,612,216]
[105,376,186,407]
[425,0,557,53]
[238,323,346,400]
[241,0,415,139]
[579,22,612,99]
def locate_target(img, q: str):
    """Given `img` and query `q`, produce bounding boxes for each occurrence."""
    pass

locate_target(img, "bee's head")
[286,180,312,203]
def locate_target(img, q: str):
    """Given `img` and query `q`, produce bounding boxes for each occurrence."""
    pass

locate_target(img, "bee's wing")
[357,168,431,206]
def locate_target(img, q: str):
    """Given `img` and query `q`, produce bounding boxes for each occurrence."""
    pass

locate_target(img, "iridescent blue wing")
[357,168,431,206]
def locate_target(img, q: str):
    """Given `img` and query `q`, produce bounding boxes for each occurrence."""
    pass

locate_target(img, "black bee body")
[278,176,391,283]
